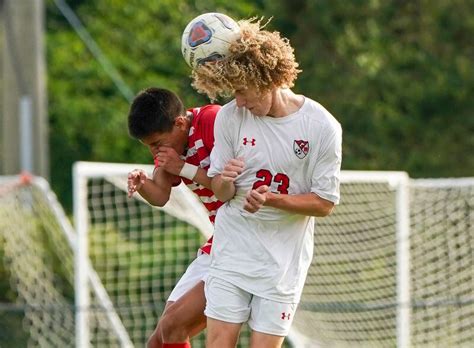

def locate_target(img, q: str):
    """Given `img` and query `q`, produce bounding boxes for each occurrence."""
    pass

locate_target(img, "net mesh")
[409,180,473,347]
[1,171,473,347]
[87,177,206,346]
[294,182,399,347]
[0,173,254,347]
[0,176,76,347]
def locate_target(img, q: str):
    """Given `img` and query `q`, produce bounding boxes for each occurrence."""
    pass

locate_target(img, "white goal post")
[288,171,411,348]
[72,162,413,348]
[343,171,411,348]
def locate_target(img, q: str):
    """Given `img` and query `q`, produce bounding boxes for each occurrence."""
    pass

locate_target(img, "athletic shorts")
[204,275,298,336]
[167,252,211,302]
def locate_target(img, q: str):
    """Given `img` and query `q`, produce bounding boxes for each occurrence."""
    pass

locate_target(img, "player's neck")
[269,88,304,118]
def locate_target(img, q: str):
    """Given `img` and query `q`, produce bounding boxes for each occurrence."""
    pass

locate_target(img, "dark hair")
[128,87,185,139]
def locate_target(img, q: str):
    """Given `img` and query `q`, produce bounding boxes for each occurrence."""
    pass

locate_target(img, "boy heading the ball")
[191,18,343,348]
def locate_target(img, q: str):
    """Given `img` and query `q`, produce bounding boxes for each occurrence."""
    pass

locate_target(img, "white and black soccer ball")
[181,12,240,68]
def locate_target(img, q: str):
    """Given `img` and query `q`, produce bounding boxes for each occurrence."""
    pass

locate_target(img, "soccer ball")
[181,12,240,68]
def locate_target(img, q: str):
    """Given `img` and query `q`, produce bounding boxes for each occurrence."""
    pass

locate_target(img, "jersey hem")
[208,272,302,304]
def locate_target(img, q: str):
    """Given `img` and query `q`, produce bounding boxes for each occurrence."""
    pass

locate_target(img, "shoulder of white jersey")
[221,99,237,112]
[215,99,243,126]
[303,98,341,132]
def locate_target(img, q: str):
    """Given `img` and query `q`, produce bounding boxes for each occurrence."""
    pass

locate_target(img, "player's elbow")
[144,195,170,208]
[322,205,335,217]
[150,200,166,208]
[154,198,170,207]
[315,200,335,217]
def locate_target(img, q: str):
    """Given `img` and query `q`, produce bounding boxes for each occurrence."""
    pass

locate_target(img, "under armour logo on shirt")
[281,312,291,320]
[243,137,256,146]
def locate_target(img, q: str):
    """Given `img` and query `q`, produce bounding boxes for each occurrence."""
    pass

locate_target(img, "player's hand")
[155,146,184,176]
[127,169,148,198]
[243,185,269,213]
[221,158,244,183]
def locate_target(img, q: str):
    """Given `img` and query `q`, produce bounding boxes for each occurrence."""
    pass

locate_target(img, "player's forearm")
[211,175,236,202]
[265,192,334,217]
[177,162,213,190]
[137,178,171,207]
[193,167,213,190]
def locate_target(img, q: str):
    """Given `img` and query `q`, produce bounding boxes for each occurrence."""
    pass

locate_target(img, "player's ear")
[174,115,188,130]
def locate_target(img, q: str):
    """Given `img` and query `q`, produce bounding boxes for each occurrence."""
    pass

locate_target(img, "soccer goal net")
[0,174,77,347]
[1,164,472,347]
[293,174,473,347]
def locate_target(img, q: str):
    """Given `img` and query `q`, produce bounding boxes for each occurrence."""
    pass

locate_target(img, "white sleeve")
[311,122,342,204]
[207,105,237,178]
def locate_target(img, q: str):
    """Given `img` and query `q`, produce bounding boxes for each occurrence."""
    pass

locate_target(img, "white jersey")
[207,97,342,303]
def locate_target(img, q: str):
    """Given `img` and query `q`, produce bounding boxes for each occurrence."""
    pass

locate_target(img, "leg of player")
[204,276,249,347]
[161,281,207,342]
[147,302,169,348]
[148,253,210,348]
[249,331,285,348]
[247,296,297,348]
[206,317,242,348]
[147,281,207,348]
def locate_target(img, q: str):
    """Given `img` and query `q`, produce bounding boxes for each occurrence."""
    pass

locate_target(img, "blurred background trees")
[0,1,472,345]
[45,0,473,210]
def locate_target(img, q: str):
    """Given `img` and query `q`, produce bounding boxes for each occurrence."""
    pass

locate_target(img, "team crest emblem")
[293,140,309,159]
[188,21,212,47]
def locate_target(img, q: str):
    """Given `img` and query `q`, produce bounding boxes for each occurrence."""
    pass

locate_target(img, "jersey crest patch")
[293,140,309,159]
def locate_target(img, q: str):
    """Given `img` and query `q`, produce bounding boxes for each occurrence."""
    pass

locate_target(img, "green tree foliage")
[263,0,473,177]
[2,2,471,343]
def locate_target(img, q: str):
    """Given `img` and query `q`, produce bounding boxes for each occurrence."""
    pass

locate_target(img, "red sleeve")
[196,104,221,152]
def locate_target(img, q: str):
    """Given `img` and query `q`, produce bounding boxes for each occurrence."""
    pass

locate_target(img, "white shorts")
[204,276,298,336]
[167,252,210,302]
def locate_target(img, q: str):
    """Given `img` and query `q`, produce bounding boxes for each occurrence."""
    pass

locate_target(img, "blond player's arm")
[211,174,236,202]
[244,187,334,217]
[264,192,334,217]
[210,158,244,202]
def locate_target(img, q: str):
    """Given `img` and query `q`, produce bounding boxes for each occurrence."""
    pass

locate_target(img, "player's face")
[234,87,273,117]
[140,117,188,157]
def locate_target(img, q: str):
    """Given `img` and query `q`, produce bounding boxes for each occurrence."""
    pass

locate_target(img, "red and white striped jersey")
[182,104,223,221]
[178,104,223,254]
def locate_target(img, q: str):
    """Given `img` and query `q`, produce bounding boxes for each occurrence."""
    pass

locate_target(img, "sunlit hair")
[191,18,302,101]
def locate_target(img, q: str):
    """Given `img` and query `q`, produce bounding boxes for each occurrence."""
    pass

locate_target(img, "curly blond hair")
[191,18,302,101]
